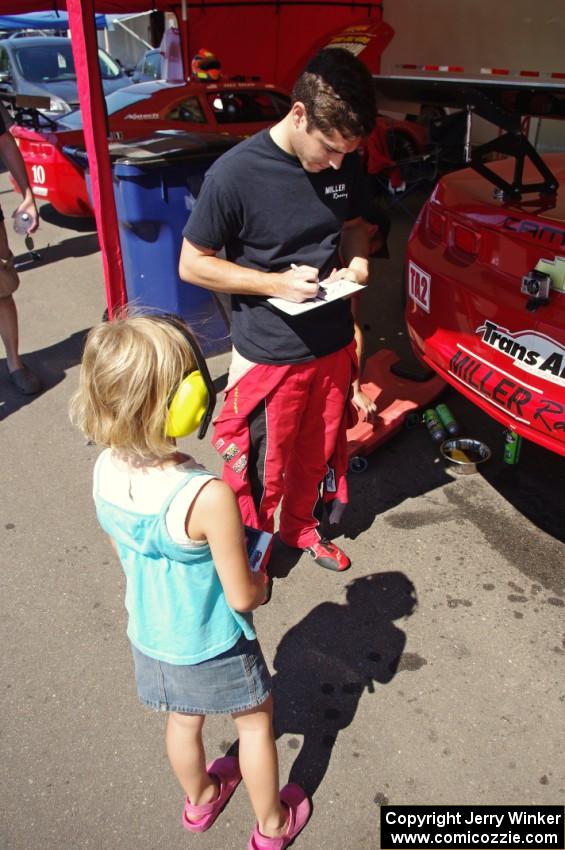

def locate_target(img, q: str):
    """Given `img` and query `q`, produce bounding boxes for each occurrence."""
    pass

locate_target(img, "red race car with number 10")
[10,71,427,218]
[9,78,292,216]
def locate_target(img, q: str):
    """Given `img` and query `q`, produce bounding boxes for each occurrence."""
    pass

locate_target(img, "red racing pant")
[212,343,357,549]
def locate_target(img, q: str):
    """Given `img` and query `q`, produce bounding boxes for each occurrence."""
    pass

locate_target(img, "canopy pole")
[179,0,191,81]
[67,0,127,319]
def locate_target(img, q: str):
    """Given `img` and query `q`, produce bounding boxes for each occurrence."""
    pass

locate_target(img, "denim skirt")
[130,634,272,715]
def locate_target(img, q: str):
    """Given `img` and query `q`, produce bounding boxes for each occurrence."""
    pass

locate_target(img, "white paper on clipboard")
[268,277,366,316]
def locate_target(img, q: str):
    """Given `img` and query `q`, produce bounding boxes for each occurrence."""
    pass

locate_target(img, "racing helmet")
[191,48,222,81]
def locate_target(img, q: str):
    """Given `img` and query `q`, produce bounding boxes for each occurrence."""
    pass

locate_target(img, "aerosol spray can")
[503,429,522,465]
[423,408,447,443]
[435,403,460,436]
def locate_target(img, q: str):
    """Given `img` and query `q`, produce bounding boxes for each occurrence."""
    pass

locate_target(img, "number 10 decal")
[31,165,46,184]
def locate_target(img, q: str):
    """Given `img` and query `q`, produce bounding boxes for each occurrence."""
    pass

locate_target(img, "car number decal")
[31,164,45,184]
[408,261,430,313]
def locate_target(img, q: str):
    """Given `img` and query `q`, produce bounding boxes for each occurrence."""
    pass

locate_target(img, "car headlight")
[48,96,71,114]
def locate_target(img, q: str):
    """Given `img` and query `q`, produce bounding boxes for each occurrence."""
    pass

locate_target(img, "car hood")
[101,76,133,96]
[22,76,129,108]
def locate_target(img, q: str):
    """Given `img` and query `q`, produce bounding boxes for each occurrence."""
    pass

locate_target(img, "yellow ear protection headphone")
[160,315,216,440]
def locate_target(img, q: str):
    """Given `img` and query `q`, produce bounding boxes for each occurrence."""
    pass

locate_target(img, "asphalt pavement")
[1,172,564,850]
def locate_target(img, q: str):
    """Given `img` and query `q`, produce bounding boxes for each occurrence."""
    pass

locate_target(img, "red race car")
[10,78,292,216]
[374,72,565,456]
[11,74,428,218]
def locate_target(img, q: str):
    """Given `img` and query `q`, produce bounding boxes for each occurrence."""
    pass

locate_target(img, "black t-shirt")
[183,130,365,364]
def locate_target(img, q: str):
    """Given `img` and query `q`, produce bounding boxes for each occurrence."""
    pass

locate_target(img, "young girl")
[70,313,310,849]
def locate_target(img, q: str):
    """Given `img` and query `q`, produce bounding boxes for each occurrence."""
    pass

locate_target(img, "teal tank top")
[93,457,255,665]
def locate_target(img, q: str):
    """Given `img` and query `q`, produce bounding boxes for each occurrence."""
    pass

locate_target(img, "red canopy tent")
[1,0,387,316]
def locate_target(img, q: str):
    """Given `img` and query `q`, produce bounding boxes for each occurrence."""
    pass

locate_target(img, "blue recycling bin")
[78,132,237,354]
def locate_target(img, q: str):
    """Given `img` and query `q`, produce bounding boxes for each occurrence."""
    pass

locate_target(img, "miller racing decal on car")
[123,113,160,120]
[476,321,565,386]
[448,344,565,441]
[408,261,430,313]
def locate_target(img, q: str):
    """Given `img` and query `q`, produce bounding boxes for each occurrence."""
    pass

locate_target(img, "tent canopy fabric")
[188,6,386,90]
[0,12,107,30]
[0,1,384,87]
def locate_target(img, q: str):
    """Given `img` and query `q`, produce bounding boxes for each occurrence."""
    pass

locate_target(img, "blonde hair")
[69,313,197,459]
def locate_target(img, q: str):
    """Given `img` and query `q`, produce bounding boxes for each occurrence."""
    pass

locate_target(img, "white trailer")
[378,0,565,151]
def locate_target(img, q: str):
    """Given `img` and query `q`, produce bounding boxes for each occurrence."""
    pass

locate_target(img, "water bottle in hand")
[13,211,32,235]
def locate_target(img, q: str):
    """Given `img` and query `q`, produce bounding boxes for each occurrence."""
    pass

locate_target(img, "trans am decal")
[476,321,565,386]
[449,345,565,442]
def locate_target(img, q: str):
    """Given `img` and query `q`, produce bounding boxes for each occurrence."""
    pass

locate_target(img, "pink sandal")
[247,783,311,849]
[182,756,242,833]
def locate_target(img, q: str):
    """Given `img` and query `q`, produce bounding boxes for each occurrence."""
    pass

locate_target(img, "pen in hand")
[291,263,326,301]
[290,263,320,284]
[290,262,318,279]
[288,262,321,303]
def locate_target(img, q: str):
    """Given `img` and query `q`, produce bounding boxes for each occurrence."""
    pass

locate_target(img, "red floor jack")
[346,349,446,472]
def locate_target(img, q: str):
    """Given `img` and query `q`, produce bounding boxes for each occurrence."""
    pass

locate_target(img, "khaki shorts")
[0,252,19,298]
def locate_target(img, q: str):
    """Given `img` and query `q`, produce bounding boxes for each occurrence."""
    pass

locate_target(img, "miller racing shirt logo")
[325,183,348,200]
[476,320,565,386]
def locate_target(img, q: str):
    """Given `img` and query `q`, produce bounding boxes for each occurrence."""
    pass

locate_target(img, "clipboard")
[268,277,366,316]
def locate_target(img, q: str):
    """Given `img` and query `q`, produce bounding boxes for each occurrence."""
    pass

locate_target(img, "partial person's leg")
[166,712,218,805]
[169,711,242,833]
[0,221,40,393]
[0,222,20,371]
[247,367,312,536]
[0,294,20,371]
[279,348,352,550]
[232,696,287,838]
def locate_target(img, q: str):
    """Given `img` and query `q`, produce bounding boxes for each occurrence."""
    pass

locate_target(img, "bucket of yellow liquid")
[440,438,491,475]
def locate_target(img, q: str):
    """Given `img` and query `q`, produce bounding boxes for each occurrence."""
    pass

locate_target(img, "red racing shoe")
[304,537,351,572]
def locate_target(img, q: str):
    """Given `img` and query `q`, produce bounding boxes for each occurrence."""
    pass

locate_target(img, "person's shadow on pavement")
[0,328,87,419]
[271,571,418,796]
